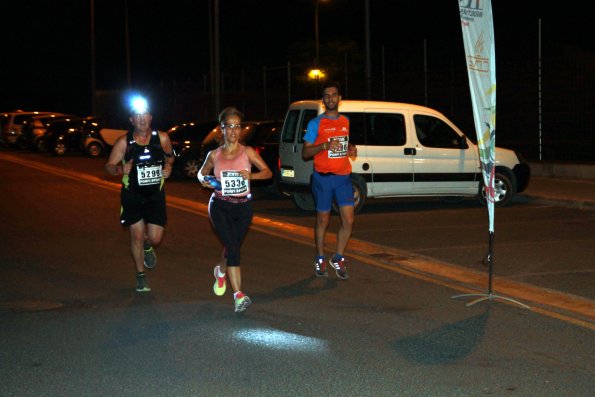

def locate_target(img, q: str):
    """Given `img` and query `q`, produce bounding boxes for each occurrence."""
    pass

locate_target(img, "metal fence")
[96,32,594,163]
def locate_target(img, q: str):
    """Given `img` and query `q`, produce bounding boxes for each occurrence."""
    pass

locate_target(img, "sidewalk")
[523,176,595,210]
[524,161,595,209]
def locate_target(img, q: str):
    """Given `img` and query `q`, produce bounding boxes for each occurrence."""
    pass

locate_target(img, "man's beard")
[325,101,337,111]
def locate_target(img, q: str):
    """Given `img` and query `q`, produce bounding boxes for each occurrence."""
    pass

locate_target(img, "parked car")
[200,120,285,192]
[76,117,130,157]
[278,100,531,213]
[167,121,219,179]
[1,110,62,147]
[40,116,102,156]
[17,113,79,151]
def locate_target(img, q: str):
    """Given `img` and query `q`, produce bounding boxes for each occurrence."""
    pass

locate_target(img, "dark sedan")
[167,121,219,179]
[40,116,102,156]
[17,114,79,151]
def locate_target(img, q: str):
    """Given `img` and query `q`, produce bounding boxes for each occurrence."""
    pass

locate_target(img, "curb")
[525,195,595,211]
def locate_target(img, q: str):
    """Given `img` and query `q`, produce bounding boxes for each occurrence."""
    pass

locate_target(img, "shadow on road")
[390,308,490,365]
[252,276,340,303]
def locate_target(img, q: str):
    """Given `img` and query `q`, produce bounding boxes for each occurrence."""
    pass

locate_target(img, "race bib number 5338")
[221,170,249,196]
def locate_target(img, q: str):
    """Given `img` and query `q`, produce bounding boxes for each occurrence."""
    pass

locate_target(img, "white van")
[278,100,530,213]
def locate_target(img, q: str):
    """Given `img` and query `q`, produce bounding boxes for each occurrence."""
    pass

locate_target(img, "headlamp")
[129,95,149,115]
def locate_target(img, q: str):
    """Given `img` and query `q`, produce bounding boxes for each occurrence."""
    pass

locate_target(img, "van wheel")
[332,175,367,214]
[477,171,514,207]
[292,192,315,211]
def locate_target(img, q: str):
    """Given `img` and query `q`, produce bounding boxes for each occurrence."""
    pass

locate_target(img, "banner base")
[451,292,531,310]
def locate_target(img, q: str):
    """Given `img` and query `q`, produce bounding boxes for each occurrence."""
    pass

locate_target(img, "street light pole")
[90,0,96,115]
[124,0,131,87]
[365,0,371,99]
[315,0,320,68]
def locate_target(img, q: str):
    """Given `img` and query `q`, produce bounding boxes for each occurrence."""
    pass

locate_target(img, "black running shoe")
[143,241,157,270]
[136,272,151,292]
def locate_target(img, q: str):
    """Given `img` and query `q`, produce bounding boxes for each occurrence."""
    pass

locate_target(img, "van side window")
[414,115,466,149]
[297,110,318,143]
[342,113,365,145]
[281,110,300,143]
[366,113,406,146]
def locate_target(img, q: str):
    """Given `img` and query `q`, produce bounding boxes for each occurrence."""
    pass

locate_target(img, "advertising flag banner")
[459,0,496,232]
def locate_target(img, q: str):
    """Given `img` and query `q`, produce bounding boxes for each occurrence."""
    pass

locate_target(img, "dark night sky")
[1,0,590,119]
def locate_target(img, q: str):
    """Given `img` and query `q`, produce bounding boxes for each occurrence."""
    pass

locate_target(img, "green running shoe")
[213,265,227,296]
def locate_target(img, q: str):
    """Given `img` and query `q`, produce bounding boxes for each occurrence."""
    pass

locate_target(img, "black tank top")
[122,130,165,194]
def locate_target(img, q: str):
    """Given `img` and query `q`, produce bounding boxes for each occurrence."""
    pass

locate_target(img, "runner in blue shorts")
[302,81,358,280]
[311,172,353,212]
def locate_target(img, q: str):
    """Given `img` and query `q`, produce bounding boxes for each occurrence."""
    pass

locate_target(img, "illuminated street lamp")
[315,0,329,68]
[308,69,326,80]
[308,68,326,96]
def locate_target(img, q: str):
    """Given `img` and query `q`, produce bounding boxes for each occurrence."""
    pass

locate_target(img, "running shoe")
[234,293,252,313]
[213,265,227,296]
[314,257,328,278]
[329,256,349,280]
[143,241,157,270]
[136,272,151,292]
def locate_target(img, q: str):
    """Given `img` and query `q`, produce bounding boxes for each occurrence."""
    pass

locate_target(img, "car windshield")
[167,122,217,142]
[14,114,34,124]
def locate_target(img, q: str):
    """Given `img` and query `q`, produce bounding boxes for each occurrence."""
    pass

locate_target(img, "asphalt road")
[1,151,594,397]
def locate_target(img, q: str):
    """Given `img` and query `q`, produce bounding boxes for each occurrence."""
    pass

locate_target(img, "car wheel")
[86,142,103,157]
[332,174,367,214]
[183,159,200,179]
[53,142,66,156]
[16,136,28,150]
[477,171,514,207]
[291,192,316,211]
[36,138,48,152]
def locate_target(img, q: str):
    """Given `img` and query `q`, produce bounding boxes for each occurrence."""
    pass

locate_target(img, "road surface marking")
[2,152,594,329]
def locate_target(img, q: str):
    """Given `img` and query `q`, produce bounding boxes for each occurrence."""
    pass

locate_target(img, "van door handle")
[404,148,416,155]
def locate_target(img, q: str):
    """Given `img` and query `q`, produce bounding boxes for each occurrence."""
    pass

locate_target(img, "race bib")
[328,135,349,158]
[220,170,249,196]
[137,164,162,186]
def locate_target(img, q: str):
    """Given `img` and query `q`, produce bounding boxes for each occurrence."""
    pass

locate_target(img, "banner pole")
[451,0,528,310]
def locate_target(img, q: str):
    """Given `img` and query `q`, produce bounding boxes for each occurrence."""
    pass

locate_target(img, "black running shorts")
[120,187,167,227]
